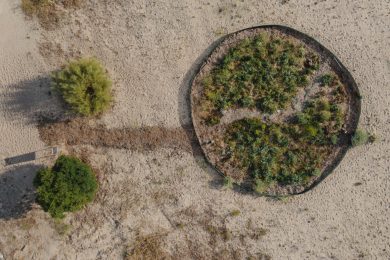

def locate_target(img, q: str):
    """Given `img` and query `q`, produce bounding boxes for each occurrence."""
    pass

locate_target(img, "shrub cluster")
[34,155,98,218]
[223,96,345,192]
[201,33,320,125]
[52,58,112,116]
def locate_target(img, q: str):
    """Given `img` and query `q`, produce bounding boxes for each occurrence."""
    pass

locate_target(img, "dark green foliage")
[319,74,335,86]
[294,98,344,145]
[34,155,98,218]
[52,58,112,116]
[223,97,345,189]
[225,118,322,188]
[201,33,319,124]
[330,135,338,145]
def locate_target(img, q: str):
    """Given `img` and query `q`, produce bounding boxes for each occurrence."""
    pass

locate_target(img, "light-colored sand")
[1,0,389,259]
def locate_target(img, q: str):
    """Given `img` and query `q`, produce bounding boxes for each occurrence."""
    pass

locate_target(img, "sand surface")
[0,0,389,259]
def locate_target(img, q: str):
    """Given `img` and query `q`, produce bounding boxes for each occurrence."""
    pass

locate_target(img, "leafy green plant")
[34,155,98,218]
[52,58,112,116]
[319,74,335,86]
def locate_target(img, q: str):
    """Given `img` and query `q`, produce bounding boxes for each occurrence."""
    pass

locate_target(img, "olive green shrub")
[34,155,98,218]
[52,57,112,116]
[351,129,376,147]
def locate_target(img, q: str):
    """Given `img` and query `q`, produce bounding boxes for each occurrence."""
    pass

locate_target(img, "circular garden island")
[191,26,360,195]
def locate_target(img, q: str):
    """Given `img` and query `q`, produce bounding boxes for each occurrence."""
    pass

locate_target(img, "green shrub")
[52,58,112,116]
[319,74,334,86]
[34,155,98,218]
[330,134,338,145]
[351,129,371,147]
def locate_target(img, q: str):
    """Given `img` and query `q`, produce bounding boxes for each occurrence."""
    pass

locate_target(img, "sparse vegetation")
[52,58,112,116]
[125,233,170,260]
[351,129,375,147]
[248,227,268,240]
[21,0,51,16]
[223,176,234,189]
[21,0,82,29]
[17,217,36,231]
[52,219,71,236]
[34,155,98,218]
[230,210,241,216]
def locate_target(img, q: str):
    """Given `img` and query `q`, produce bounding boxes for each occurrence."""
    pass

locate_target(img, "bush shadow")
[0,164,41,220]
[2,74,66,125]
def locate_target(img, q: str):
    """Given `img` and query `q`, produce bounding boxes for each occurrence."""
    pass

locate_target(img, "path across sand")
[0,0,47,160]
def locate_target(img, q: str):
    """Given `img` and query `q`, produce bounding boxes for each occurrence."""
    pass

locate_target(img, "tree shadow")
[2,74,65,125]
[0,164,41,220]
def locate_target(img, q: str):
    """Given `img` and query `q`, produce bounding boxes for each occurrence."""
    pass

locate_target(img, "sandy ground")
[0,0,389,259]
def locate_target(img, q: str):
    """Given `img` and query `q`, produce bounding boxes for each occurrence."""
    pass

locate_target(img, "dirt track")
[38,119,198,153]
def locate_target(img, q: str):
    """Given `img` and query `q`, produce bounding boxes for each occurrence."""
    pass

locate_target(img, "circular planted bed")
[191,25,360,195]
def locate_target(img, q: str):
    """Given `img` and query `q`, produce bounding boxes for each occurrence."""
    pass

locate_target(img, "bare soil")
[1,0,389,259]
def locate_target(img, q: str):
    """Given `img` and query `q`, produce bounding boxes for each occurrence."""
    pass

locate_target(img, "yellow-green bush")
[52,58,112,116]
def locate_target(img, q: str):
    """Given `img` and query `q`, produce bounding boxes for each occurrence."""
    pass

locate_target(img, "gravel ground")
[0,0,389,259]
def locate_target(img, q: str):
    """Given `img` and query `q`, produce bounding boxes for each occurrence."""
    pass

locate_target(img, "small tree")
[52,57,112,116]
[34,155,98,218]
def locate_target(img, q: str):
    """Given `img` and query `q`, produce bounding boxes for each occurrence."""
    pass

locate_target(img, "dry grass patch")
[21,0,83,29]
[125,233,171,260]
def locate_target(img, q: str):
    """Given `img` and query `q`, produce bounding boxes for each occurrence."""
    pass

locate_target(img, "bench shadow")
[2,74,65,124]
[0,164,41,220]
